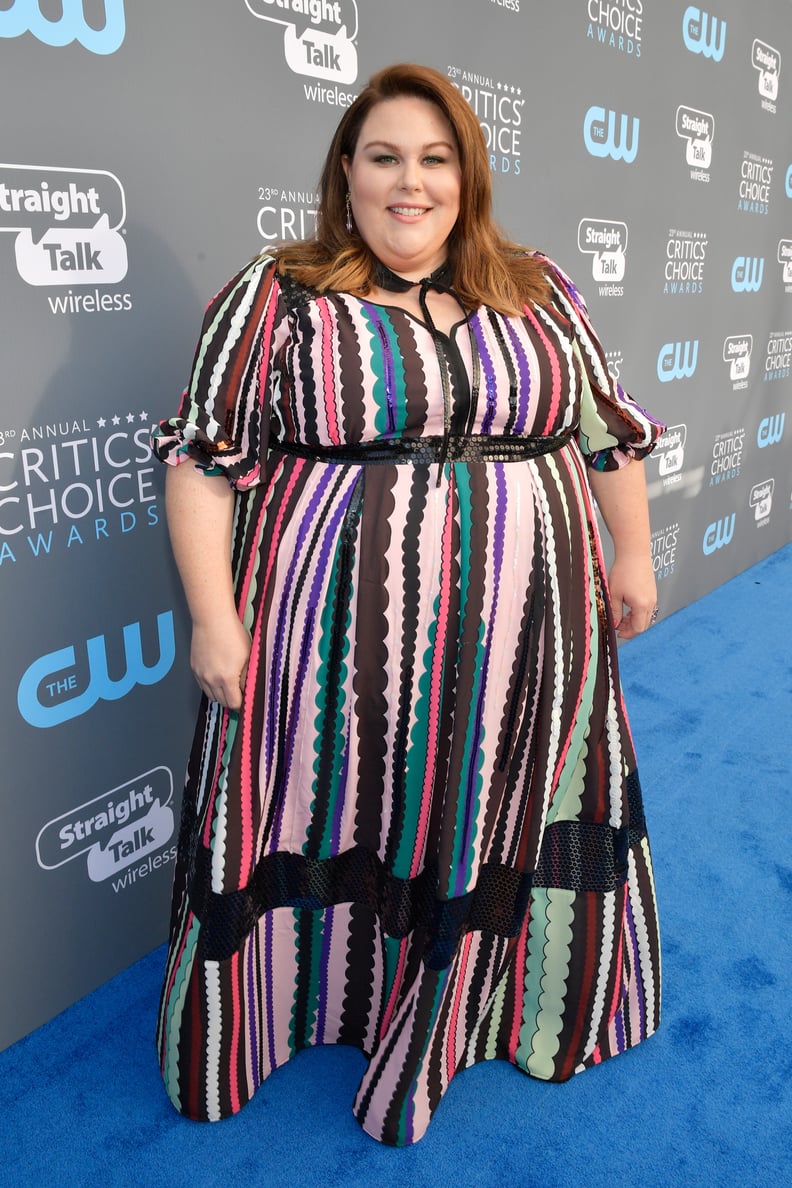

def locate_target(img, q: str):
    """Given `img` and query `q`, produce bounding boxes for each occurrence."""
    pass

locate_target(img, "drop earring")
[345,192,353,234]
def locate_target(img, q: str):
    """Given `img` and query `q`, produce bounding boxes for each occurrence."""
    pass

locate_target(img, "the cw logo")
[703,514,735,555]
[657,341,699,382]
[731,257,764,292]
[0,0,125,55]
[17,611,175,728]
[682,6,726,62]
[583,106,640,163]
[757,413,785,447]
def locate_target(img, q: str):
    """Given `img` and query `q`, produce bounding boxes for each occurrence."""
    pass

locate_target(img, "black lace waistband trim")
[185,782,647,968]
[269,429,575,467]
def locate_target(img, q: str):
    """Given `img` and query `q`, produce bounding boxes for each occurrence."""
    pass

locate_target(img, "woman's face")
[342,96,462,281]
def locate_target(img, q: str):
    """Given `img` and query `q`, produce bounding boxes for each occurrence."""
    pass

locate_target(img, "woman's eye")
[424,156,445,165]
[373,154,398,164]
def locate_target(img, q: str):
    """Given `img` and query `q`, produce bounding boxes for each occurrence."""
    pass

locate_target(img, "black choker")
[372,259,454,294]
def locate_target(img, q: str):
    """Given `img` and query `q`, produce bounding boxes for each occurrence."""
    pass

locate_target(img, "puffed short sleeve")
[540,256,665,471]
[152,255,288,490]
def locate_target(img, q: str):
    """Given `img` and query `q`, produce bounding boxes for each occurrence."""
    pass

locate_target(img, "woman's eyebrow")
[360,139,455,152]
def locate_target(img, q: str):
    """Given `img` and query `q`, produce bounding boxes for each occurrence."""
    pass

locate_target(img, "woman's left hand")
[607,552,658,639]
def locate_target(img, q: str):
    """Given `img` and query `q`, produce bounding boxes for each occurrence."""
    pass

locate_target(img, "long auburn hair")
[274,63,551,313]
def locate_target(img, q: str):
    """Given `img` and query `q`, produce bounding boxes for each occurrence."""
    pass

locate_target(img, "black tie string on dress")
[373,260,481,485]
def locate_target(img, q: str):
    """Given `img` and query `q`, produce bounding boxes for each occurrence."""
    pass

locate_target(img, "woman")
[154,63,663,1147]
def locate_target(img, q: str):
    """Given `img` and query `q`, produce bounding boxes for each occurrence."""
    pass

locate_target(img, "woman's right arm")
[165,462,251,710]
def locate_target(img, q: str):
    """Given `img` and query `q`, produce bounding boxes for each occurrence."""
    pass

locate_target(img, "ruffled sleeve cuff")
[150,254,285,491]
[151,410,263,490]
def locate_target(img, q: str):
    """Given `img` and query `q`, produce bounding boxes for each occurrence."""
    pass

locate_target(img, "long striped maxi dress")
[152,252,663,1146]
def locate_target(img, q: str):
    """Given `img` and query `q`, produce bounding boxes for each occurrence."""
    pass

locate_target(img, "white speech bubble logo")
[676,106,714,169]
[654,424,687,475]
[35,766,174,873]
[245,0,359,85]
[0,163,127,287]
[752,39,780,100]
[749,479,774,520]
[86,799,175,881]
[577,219,628,282]
[723,335,752,382]
[14,215,128,285]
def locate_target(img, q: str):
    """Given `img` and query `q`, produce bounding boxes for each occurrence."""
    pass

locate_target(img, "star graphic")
[97,417,106,428]
[139,410,149,421]
[112,415,121,426]
[126,413,135,423]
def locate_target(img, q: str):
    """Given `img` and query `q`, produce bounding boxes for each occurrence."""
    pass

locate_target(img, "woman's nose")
[398,159,422,191]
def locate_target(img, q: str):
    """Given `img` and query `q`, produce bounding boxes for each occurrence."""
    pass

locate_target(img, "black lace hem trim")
[185,775,647,968]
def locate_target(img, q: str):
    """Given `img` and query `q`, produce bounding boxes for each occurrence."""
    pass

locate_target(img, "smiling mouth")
[389,206,431,216]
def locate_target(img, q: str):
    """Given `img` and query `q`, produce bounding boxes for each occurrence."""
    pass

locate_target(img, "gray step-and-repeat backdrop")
[1,0,790,1051]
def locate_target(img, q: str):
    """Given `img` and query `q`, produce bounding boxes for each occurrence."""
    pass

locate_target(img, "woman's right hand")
[165,464,252,710]
[190,614,252,710]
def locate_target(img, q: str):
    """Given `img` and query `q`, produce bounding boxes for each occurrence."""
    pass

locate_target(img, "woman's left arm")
[588,458,656,639]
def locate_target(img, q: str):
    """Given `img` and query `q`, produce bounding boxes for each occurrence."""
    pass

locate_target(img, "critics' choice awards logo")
[577,218,628,297]
[752,38,780,113]
[664,229,707,295]
[676,106,713,182]
[723,335,752,390]
[763,331,792,381]
[245,0,359,102]
[657,340,698,383]
[730,256,763,293]
[0,164,131,309]
[737,152,772,215]
[36,767,176,889]
[0,415,159,568]
[651,424,686,487]
[257,185,318,241]
[778,240,792,292]
[703,513,735,555]
[749,479,774,526]
[17,612,175,729]
[757,412,785,449]
[709,427,743,487]
[651,521,679,581]
[0,0,125,55]
[447,67,523,176]
[586,0,643,57]
[583,106,639,163]
[605,349,623,382]
[682,6,726,61]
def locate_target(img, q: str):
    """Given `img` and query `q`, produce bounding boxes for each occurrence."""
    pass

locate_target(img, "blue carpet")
[2,545,791,1188]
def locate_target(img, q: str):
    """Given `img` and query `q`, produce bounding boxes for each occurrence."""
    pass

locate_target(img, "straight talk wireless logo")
[577,218,628,296]
[0,164,132,313]
[752,38,780,113]
[36,767,176,890]
[245,0,359,103]
[676,106,713,182]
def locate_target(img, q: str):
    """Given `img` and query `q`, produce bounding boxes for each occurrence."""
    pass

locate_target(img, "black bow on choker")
[372,259,455,294]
